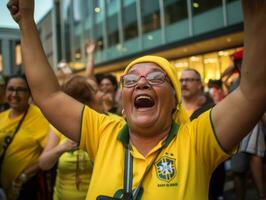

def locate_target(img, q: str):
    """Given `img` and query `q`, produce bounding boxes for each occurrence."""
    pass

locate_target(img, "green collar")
[117,122,179,148]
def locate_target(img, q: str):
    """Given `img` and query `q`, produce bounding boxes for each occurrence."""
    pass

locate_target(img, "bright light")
[204,58,217,64]
[190,56,200,61]
[218,51,229,56]
[75,53,81,59]
[193,2,200,8]
[175,62,188,68]
[147,35,153,40]
[95,7,101,13]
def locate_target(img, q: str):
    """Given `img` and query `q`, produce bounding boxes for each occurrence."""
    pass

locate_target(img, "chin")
[130,115,157,129]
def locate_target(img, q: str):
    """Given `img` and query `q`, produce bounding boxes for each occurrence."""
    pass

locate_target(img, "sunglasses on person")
[120,71,169,88]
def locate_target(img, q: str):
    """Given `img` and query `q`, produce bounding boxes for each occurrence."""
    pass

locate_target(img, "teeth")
[136,95,152,101]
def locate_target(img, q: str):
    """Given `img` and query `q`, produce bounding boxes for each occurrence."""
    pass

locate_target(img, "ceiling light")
[95,7,101,13]
[147,35,154,40]
[193,2,199,8]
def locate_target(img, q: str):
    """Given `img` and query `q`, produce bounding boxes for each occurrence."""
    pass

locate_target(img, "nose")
[135,76,151,90]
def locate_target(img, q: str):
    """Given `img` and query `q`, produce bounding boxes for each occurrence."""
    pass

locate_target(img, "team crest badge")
[155,156,176,182]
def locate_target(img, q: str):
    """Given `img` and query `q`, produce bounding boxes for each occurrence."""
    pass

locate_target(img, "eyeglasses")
[6,87,29,94]
[120,71,168,88]
[179,78,200,83]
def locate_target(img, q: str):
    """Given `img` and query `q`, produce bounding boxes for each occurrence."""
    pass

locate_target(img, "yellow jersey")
[52,127,93,200]
[80,106,235,199]
[0,104,49,190]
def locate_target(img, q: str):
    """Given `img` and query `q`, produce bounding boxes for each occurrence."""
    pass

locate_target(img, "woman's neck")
[9,106,28,119]
[129,127,170,157]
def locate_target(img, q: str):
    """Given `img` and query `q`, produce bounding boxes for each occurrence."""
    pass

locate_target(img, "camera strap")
[123,123,179,200]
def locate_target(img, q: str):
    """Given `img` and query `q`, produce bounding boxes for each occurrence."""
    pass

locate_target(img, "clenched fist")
[7,0,34,24]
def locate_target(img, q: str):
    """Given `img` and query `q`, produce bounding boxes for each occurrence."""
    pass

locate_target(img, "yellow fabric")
[51,126,93,200]
[80,106,233,199]
[124,55,190,125]
[0,104,49,190]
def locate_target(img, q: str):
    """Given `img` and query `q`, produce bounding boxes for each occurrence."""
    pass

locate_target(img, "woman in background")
[0,75,49,200]
[39,76,111,200]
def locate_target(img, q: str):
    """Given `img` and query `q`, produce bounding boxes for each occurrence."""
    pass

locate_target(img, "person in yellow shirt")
[7,1,266,199]
[0,75,49,200]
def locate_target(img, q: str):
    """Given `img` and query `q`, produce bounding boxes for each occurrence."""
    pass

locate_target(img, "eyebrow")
[128,67,163,74]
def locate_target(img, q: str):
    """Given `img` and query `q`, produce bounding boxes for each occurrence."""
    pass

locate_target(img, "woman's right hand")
[58,139,78,153]
[7,0,34,24]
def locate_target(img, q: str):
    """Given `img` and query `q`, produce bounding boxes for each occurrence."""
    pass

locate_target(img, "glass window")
[203,53,220,83]
[171,58,189,78]
[189,55,204,79]
[164,0,188,26]
[62,0,71,61]
[107,0,119,16]
[83,1,93,40]
[95,0,104,23]
[192,0,223,35]
[170,47,242,84]
[141,0,161,33]
[73,0,82,61]
[218,49,235,74]
[122,1,138,40]
[192,0,222,16]
[83,0,91,18]
[73,0,82,25]
[95,23,104,50]
[55,0,62,61]
[0,40,2,72]
[226,0,242,25]
[107,3,119,47]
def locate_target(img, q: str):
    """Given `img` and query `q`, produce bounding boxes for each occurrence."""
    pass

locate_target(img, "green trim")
[113,189,124,198]
[117,121,179,148]
[117,123,130,147]
[163,122,179,147]
[210,109,232,156]
[78,105,86,146]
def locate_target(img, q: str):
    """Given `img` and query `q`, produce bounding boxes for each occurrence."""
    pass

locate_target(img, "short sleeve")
[187,109,237,172]
[79,106,125,160]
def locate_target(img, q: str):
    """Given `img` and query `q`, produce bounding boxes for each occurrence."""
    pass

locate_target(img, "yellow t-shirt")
[80,106,234,200]
[52,127,93,200]
[0,104,49,190]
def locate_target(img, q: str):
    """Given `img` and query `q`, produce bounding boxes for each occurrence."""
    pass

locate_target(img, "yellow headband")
[124,55,190,125]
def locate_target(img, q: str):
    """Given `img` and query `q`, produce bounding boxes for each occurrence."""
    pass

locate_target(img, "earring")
[122,109,125,118]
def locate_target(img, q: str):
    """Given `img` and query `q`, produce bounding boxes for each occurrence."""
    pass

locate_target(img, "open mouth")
[134,95,155,109]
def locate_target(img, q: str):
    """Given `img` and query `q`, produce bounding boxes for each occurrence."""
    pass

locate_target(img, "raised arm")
[39,128,77,170]
[212,0,266,151]
[7,0,82,142]
[85,41,96,81]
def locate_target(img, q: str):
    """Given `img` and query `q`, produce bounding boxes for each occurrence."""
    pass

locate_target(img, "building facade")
[0,28,21,76]
[55,0,243,83]
[38,9,58,70]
